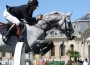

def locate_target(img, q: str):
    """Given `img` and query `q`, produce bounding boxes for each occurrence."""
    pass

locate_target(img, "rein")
[34,14,68,36]
[34,19,56,31]
[34,17,67,33]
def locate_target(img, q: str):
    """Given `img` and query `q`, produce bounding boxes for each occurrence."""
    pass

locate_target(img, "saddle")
[0,22,17,36]
[0,21,25,36]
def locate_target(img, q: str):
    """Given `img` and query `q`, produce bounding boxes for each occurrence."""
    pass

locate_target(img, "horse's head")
[54,12,75,40]
[36,11,75,40]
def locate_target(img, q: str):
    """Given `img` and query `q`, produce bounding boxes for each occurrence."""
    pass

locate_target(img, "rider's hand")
[36,14,43,20]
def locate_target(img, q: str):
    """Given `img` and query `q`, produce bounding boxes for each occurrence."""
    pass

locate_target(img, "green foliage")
[66,49,80,60]
[66,62,82,65]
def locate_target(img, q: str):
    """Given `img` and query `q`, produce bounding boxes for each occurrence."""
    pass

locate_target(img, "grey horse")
[0,11,75,55]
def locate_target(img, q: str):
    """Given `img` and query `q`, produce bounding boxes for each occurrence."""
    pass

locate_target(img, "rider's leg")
[3,9,20,44]
[2,23,20,42]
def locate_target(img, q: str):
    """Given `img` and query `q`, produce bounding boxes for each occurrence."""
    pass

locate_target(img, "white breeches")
[3,9,20,26]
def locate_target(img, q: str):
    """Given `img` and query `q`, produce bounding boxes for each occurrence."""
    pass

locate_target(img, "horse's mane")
[43,11,65,16]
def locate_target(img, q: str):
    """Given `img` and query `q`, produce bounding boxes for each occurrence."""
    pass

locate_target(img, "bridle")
[34,16,69,36]
[60,17,72,37]
[63,17,68,36]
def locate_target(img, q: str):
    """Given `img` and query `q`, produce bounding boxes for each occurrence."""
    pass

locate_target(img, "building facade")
[0,12,90,62]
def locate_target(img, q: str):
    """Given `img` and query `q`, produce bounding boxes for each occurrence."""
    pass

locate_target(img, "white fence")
[0,59,13,65]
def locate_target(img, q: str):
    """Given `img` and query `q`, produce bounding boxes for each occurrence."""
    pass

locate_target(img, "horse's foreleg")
[33,40,54,54]
[36,40,53,48]
[41,42,54,55]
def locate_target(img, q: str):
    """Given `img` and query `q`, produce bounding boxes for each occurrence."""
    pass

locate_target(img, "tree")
[66,50,80,61]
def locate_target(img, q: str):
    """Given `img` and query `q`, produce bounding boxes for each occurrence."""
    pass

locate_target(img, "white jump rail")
[14,42,25,65]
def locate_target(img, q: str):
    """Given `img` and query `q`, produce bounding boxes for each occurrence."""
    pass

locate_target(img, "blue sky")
[0,0,90,23]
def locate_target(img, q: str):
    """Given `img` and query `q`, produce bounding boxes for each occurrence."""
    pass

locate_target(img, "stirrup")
[2,36,8,41]
[2,36,11,45]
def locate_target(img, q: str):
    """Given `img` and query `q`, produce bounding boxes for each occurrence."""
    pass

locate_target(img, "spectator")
[41,60,45,65]
[78,59,83,64]
[83,58,88,65]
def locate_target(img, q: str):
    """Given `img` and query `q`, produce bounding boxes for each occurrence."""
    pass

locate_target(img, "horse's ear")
[66,12,72,16]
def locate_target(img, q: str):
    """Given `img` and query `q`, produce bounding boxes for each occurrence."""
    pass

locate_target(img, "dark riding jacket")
[7,4,37,25]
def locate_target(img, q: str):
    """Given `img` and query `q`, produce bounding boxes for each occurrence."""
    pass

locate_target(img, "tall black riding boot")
[2,24,15,44]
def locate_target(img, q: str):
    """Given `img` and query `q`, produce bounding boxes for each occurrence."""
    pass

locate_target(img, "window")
[51,46,55,56]
[50,31,54,37]
[2,52,5,57]
[12,52,14,57]
[70,44,74,51]
[60,42,65,56]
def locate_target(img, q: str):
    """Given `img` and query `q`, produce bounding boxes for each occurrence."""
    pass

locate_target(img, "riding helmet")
[28,0,38,6]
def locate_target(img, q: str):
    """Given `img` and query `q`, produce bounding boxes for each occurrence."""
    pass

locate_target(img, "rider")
[3,0,43,44]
